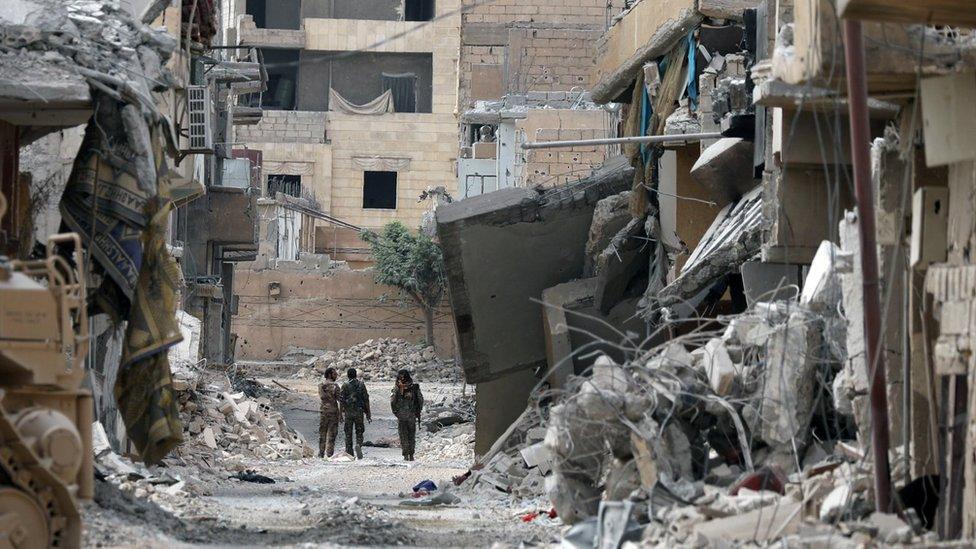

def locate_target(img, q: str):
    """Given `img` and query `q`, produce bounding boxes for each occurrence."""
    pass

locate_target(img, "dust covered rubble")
[291,337,462,382]
[455,243,935,546]
[416,392,476,463]
[171,366,314,469]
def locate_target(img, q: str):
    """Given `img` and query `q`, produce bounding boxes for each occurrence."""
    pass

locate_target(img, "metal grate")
[187,85,213,151]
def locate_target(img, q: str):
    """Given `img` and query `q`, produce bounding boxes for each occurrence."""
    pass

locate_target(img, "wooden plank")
[838,0,976,28]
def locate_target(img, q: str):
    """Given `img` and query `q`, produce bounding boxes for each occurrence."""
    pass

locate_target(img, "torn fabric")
[115,200,184,465]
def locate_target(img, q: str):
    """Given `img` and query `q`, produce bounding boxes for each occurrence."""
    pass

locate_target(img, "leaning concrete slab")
[541,278,643,389]
[437,156,633,384]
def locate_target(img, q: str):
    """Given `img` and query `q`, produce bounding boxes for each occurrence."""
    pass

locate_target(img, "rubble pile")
[460,408,552,500]
[416,392,476,463]
[417,423,475,463]
[170,366,314,467]
[303,338,461,382]
[453,241,938,545]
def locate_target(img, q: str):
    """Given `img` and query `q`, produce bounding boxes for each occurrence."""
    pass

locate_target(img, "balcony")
[237,14,306,49]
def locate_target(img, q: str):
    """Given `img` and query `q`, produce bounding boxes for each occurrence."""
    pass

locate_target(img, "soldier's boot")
[356,445,363,459]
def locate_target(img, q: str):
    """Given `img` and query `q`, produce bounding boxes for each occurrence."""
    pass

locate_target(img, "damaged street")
[5,0,976,547]
[86,356,557,547]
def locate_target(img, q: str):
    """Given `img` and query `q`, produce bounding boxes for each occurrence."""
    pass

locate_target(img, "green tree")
[361,221,447,348]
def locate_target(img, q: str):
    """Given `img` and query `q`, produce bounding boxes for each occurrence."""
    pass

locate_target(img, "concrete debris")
[663,106,701,136]
[690,138,757,203]
[171,366,314,468]
[293,338,460,382]
[461,275,930,546]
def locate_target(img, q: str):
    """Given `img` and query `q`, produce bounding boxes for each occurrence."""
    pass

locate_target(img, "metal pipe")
[520,132,723,150]
[843,20,893,514]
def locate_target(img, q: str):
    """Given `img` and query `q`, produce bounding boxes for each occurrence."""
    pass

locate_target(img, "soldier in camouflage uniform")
[340,368,371,459]
[318,367,342,458]
[391,369,423,461]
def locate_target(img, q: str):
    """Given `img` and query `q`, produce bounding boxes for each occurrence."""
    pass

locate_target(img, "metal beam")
[843,19,894,514]
[520,132,723,150]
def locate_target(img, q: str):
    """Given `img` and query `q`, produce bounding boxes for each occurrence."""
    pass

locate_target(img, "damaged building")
[456,0,626,198]
[10,0,976,546]
[437,0,976,544]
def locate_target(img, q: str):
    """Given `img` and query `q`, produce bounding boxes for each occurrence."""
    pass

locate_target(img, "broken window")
[382,72,417,113]
[267,174,302,198]
[259,49,299,110]
[404,0,435,21]
[363,171,397,209]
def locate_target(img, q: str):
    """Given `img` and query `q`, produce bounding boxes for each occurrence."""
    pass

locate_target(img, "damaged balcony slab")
[690,138,757,203]
[655,185,764,309]
[0,49,92,143]
[772,0,976,93]
[751,76,900,119]
[436,155,634,385]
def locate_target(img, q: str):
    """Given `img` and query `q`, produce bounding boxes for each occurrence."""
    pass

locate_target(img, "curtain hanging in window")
[382,72,418,113]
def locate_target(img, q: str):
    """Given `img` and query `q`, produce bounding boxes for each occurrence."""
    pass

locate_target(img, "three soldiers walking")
[318,366,423,462]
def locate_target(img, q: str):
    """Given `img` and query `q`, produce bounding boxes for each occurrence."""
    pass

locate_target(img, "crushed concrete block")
[870,512,913,544]
[519,442,553,474]
[694,500,802,542]
[584,191,631,277]
[703,338,735,396]
[690,138,757,203]
[757,312,819,447]
[801,240,853,307]
[201,427,218,450]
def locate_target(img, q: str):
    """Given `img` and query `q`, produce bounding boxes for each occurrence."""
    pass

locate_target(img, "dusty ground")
[84,379,559,548]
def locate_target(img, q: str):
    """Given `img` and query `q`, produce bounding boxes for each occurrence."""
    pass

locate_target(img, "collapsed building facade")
[439,0,976,543]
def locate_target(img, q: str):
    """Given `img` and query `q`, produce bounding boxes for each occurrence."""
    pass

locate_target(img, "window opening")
[382,72,418,113]
[404,0,435,21]
[363,171,397,209]
[268,174,302,198]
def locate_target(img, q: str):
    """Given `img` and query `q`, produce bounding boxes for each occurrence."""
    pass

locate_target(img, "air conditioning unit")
[186,85,213,152]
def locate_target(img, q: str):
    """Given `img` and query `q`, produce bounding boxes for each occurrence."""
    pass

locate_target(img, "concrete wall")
[233,268,456,359]
[236,111,328,144]
[246,0,302,29]
[437,157,634,384]
[300,0,403,21]
[474,367,538,455]
[519,109,611,187]
[457,0,611,111]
